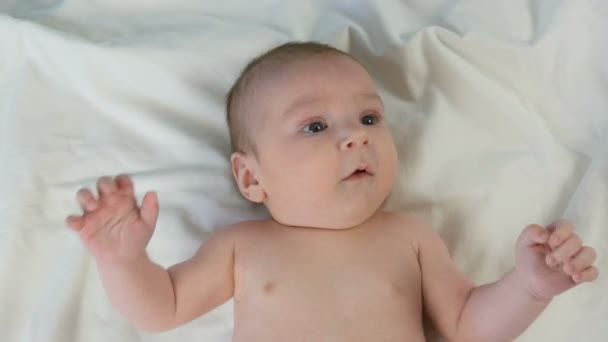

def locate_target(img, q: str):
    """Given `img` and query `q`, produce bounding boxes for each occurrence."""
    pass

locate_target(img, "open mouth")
[345,165,373,180]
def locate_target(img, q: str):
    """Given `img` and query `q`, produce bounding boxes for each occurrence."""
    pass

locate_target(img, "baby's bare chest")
[232,226,424,340]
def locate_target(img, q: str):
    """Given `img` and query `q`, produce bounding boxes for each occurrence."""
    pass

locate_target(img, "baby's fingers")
[564,246,597,275]
[97,176,118,199]
[518,224,550,246]
[139,191,159,228]
[115,174,134,194]
[546,234,581,267]
[65,215,84,231]
[77,188,98,212]
[572,266,599,284]
[547,219,574,249]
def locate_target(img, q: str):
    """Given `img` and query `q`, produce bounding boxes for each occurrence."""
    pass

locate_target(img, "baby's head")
[226,42,398,229]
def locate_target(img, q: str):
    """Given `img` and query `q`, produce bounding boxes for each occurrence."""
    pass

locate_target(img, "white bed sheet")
[1,1,607,341]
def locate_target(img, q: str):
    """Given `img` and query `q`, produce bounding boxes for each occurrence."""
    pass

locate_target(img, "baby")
[66,42,599,341]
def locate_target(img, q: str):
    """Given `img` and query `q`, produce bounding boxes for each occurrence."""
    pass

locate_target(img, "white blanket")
[1,1,606,341]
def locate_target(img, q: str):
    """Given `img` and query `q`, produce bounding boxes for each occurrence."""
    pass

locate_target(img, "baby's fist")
[544,220,598,283]
[515,219,598,300]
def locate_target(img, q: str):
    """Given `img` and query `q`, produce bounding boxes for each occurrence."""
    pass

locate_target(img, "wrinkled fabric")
[1,1,607,341]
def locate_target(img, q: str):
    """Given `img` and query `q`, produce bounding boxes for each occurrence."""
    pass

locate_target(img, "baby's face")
[237,54,398,229]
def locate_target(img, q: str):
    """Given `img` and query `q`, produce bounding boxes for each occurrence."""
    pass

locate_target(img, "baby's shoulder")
[376,211,437,242]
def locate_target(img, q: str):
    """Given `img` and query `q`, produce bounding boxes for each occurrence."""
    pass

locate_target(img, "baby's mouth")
[344,165,373,181]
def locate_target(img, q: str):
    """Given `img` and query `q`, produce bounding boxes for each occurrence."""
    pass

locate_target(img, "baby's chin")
[268,200,384,230]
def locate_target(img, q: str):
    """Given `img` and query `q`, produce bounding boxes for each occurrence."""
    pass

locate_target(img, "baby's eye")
[302,121,328,133]
[361,113,379,125]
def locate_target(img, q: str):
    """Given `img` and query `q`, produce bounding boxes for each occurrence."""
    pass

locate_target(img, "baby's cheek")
[382,144,399,177]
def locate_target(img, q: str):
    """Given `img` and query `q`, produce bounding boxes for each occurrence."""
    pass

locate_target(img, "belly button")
[263,281,276,294]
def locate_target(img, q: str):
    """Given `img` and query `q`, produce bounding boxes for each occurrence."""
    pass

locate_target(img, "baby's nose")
[339,129,370,150]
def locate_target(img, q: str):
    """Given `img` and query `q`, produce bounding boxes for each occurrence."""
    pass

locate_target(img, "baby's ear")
[230,152,266,203]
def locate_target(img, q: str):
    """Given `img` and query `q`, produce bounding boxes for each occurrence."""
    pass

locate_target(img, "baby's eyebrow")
[361,93,384,107]
[283,92,383,120]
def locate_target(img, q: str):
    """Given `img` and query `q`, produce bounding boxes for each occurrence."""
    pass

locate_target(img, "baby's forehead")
[236,53,377,126]
[274,54,369,86]
[257,56,377,104]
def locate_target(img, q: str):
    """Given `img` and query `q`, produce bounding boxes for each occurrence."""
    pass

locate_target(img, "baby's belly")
[232,279,424,342]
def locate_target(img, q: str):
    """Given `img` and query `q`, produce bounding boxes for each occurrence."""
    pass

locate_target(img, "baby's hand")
[515,219,598,300]
[65,174,159,264]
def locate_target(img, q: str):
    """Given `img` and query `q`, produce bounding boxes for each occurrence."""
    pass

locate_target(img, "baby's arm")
[66,175,235,332]
[94,228,235,332]
[416,219,598,342]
